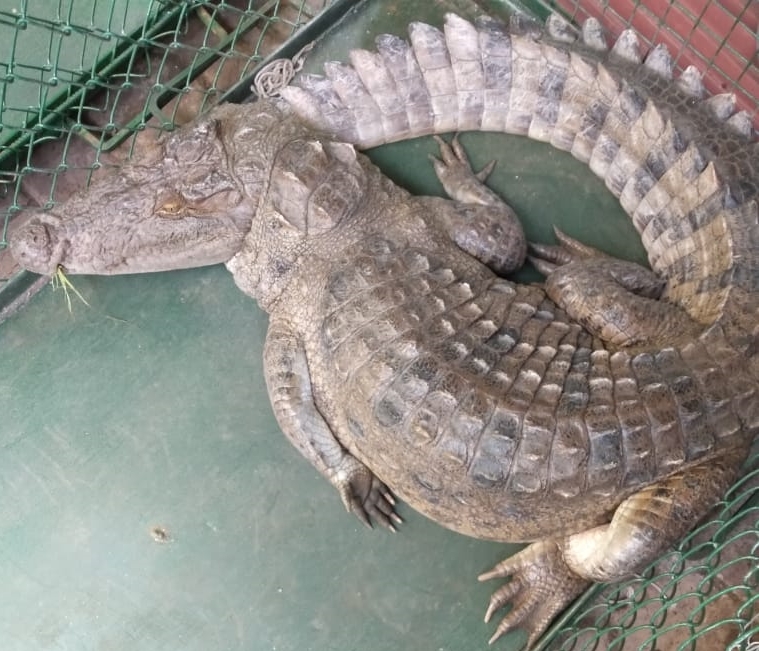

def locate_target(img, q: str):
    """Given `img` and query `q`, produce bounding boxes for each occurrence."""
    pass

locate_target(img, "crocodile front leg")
[480,453,743,647]
[422,135,528,275]
[264,318,401,530]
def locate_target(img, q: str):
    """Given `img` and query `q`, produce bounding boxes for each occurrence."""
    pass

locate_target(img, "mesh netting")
[539,452,759,651]
[0,2,757,649]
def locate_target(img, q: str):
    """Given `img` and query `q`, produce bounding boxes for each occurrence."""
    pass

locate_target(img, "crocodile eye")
[156,197,185,217]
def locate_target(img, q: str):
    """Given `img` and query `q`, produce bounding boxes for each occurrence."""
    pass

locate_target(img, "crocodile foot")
[529,225,605,265]
[478,540,589,648]
[424,135,527,273]
[527,227,700,347]
[529,227,664,298]
[430,134,498,205]
[331,456,402,531]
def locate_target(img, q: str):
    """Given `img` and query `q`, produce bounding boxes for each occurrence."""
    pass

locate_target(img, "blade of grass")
[52,267,90,312]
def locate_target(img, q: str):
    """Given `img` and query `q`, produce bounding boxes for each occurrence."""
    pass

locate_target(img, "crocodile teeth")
[546,12,577,43]
[611,29,642,63]
[581,17,607,51]
[704,92,737,120]
[676,65,705,98]
[643,44,674,79]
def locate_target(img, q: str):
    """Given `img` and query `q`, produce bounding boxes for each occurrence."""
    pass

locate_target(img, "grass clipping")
[52,266,90,312]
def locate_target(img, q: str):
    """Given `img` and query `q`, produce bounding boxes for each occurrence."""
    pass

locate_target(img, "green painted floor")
[1,2,643,650]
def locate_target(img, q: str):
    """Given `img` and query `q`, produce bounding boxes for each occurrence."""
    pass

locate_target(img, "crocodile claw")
[478,540,589,647]
[528,226,608,275]
[333,456,402,531]
[430,134,499,205]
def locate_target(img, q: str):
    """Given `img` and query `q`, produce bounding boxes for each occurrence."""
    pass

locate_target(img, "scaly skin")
[8,11,758,649]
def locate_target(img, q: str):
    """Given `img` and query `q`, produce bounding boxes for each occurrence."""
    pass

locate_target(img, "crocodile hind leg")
[480,453,742,647]
[421,135,528,275]
[530,228,702,348]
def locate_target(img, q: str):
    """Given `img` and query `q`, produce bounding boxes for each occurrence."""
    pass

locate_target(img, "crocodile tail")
[280,12,758,351]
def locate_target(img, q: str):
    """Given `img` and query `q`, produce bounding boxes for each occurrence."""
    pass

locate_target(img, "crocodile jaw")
[10,203,253,276]
[8,106,261,276]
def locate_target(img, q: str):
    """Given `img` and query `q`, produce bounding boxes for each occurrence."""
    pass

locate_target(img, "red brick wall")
[553,0,758,129]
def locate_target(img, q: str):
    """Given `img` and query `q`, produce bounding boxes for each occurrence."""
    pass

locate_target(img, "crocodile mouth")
[8,216,67,276]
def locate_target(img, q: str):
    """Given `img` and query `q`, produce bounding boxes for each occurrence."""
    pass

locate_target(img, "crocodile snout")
[8,218,63,275]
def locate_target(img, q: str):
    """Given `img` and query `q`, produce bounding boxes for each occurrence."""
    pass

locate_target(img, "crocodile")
[8,11,759,648]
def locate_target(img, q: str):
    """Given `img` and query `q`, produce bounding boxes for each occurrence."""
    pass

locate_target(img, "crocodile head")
[9,104,269,276]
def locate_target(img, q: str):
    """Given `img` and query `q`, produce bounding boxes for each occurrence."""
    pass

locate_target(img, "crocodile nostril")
[25,222,50,250]
[8,219,56,273]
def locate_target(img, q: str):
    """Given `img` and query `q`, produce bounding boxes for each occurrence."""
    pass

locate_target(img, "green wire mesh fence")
[539,454,758,651]
[0,1,757,649]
